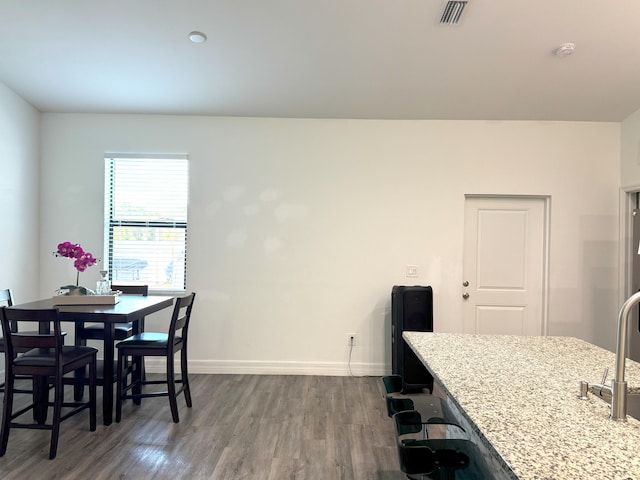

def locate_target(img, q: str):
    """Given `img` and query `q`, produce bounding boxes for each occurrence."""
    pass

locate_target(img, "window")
[104,154,189,293]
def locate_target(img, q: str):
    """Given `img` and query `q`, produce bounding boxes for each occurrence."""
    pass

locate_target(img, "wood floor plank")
[0,374,403,480]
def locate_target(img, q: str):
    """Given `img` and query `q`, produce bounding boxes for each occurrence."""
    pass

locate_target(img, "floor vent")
[440,0,468,25]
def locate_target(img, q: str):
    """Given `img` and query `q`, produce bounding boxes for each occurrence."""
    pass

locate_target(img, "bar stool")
[393,410,494,479]
[381,375,461,428]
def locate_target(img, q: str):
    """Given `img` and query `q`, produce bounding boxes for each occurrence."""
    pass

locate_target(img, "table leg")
[102,324,115,426]
[74,320,87,401]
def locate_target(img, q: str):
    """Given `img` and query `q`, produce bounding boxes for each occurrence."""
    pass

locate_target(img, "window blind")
[104,154,189,293]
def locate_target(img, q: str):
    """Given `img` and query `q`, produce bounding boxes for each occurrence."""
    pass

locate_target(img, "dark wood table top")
[10,295,175,322]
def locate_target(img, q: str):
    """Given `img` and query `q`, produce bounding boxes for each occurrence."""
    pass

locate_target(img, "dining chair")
[73,284,149,401]
[0,289,62,395]
[115,292,196,423]
[0,306,97,459]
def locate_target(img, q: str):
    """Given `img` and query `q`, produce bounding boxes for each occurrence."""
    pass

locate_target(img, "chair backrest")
[168,292,196,344]
[111,284,148,296]
[381,375,403,395]
[381,375,414,417]
[0,307,64,362]
[387,397,415,417]
[0,289,14,307]
[0,289,17,333]
[393,409,426,437]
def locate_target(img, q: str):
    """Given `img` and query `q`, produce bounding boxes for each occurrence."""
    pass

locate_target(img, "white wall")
[0,82,40,302]
[38,114,621,375]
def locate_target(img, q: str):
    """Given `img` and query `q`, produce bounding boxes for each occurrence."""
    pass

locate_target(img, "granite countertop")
[403,332,640,480]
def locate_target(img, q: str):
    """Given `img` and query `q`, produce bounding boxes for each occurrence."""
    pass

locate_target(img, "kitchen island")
[403,332,640,480]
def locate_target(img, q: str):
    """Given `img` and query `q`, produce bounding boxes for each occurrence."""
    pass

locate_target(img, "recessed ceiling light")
[554,43,575,58]
[188,31,207,44]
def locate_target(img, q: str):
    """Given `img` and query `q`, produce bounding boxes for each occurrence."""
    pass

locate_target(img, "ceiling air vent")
[440,0,468,25]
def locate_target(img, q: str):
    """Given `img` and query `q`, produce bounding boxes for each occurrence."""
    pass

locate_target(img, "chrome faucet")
[583,292,640,420]
[610,290,640,420]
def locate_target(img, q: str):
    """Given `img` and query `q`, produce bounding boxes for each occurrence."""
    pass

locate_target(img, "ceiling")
[2,0,640,122]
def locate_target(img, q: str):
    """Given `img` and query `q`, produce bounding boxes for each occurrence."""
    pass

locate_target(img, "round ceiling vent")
[188,31,207,44]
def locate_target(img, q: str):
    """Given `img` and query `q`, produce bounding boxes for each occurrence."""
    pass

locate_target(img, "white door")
[462,196,547,335]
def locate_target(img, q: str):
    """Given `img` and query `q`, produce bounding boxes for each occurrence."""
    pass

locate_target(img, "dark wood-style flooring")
[0,374,405,479]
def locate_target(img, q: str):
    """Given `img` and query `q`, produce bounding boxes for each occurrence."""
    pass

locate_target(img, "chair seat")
[117,332,182,347]
[69,359,129,385]
[83,322,133,332]
[398,439,482,477]
[81,323,133,340]
[14,346,97,367]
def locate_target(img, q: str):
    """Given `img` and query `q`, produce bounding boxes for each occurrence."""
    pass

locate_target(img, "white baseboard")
[144,359,389,377]
[0,361,389,380]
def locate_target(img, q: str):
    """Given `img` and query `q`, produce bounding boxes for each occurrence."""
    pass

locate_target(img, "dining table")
[8,294,174,425]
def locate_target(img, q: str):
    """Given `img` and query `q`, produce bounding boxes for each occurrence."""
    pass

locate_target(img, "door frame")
[619,185,640,360]
[464,194,552,336]
[619,185,640,302]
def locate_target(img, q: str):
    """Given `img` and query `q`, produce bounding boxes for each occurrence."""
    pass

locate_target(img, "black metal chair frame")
[115,292,195,423]
[0,306,97,459]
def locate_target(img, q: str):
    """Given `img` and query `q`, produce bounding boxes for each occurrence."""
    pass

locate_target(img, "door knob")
[462,292,469,299]
[462,281,469,287]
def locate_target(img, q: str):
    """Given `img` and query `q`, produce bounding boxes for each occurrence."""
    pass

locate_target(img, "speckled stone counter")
[403,332,640,480]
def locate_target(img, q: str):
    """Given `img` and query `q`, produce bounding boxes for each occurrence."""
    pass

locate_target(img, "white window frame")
[104,153,189,294]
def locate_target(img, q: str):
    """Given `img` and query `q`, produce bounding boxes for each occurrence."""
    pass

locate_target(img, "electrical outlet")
[406,265,419,277]
[348,333,356,346]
